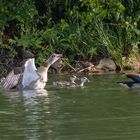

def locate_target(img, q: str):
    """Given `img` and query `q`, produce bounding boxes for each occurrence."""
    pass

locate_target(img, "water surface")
[0,74,140,140]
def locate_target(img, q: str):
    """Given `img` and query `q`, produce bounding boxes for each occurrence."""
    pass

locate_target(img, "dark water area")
[0,74,140,140]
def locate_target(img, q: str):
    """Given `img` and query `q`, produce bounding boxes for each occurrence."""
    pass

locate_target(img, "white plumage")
[22,58,40,89]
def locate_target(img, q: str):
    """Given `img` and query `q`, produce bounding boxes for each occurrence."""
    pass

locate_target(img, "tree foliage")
[0,0,140,70]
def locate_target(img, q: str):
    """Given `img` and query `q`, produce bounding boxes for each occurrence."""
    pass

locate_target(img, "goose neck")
[80,81,85,87]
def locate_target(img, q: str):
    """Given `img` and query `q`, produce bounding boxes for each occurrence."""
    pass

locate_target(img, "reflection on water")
[0,74,140,140]
[0,88,58,140]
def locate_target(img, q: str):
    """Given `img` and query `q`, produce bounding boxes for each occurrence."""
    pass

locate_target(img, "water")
[0,74,140,140]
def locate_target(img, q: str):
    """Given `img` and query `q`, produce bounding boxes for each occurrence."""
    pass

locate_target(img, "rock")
[97,58,116,71]
[129,56,140,71]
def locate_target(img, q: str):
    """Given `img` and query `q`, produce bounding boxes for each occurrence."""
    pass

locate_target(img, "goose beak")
[56,54,63,63]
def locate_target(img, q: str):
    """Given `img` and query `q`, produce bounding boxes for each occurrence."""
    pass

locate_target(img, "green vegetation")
[0,0,140,71]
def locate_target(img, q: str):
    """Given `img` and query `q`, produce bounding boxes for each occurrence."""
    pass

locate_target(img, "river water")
[0,74,140,140]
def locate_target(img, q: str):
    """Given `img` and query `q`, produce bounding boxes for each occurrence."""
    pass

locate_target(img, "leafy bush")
[0,0,140,71]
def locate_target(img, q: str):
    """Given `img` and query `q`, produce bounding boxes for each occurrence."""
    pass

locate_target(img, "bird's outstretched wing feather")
[0,70,22,89]
[22,58,39,89]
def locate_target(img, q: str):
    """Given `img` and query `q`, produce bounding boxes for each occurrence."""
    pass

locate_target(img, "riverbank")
[1,0,140,78]
[0,51,140,78]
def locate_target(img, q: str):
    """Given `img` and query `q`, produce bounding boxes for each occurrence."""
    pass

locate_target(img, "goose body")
[0,53,62,90]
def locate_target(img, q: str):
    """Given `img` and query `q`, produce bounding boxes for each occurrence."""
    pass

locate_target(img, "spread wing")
[0,70,22,89]
[22,58,40,89]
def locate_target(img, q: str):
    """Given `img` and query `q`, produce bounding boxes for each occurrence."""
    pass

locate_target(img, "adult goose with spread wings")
[0,53,62,90]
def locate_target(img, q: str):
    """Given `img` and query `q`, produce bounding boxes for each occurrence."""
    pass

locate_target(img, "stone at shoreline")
[96,58,116,71]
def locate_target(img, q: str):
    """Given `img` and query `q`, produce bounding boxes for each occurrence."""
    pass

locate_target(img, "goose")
[0,53,62,90]
[53,75,79,87]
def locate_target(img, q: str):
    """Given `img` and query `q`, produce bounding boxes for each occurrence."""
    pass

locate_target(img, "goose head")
[80,77,90,87]
[44,53,62,67]
[70,75,79,83]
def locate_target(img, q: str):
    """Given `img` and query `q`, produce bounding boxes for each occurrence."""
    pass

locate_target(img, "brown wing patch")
[0,70,22,89]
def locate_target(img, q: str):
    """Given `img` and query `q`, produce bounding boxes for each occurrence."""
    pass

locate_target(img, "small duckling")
[53,75,79,87]
[55,76,90,88]
[79,77,90,87]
